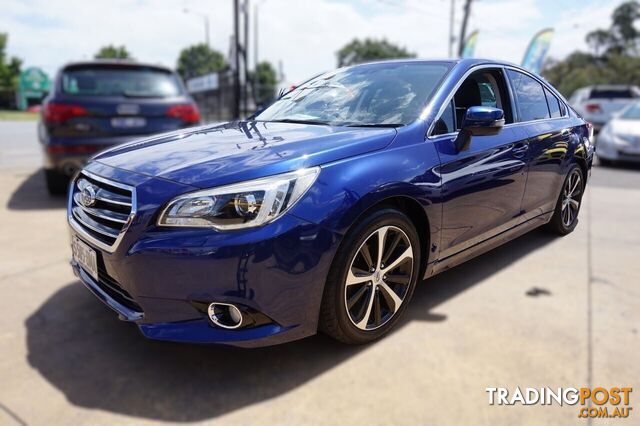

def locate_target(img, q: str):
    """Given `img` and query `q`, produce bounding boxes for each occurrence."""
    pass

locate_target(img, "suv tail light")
[44,103,88,123]
[166,104,200,124]
[585,103,602,114]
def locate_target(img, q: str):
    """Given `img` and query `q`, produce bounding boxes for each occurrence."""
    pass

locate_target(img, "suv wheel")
[45,169,70,196]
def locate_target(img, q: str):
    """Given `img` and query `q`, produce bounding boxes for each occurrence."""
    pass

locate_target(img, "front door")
[430,67,529,259]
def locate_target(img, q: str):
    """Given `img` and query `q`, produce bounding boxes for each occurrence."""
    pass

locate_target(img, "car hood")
[93,121,397,188]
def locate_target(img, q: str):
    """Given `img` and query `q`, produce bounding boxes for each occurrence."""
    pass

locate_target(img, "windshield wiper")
[265,118,332,126]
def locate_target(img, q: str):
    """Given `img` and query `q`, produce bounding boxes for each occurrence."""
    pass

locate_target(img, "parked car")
[597,100,640,165]
[40,60,200,194]
[68,59,593,347]
[569,84,640,133]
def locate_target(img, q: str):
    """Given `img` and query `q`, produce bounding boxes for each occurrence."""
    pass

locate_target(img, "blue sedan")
[68,59,594,347]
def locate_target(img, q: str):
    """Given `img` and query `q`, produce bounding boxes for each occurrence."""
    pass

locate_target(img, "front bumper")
[68,163,341,347]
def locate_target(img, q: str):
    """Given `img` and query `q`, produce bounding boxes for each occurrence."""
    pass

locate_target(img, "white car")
[570,85,640,133]
[597,100,640,165]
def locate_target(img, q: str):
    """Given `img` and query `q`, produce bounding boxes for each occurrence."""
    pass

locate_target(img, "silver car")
[597,100,640,165]
[569,85,640,133]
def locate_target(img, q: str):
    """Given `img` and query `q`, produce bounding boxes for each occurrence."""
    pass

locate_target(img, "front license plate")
[71,236,98,281]
[111,117,146,128]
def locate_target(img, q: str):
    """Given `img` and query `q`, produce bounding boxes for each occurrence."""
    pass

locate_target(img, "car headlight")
[157,167,319,230]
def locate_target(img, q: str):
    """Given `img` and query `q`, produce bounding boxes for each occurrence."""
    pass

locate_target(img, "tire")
[319,208,421,344]
[545,165,584,236]
[45,169,70,196]
[599,158,615,167]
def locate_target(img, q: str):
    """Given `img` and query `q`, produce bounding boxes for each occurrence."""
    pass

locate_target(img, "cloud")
[0,0,624,84]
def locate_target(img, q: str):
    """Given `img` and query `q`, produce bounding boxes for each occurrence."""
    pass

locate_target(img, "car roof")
[345,57,523,71]
[61,59,174,73]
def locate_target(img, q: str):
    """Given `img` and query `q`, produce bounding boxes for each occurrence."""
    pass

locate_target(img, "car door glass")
[508,70,550,122]
[432,100,455,135]
[544,88,562,118]
[478,82,497,107]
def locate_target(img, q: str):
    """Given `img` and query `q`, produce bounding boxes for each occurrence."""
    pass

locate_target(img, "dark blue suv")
[68,59,593,347]
[40,60,200,194]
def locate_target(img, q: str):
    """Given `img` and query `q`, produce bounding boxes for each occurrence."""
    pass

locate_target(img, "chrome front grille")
[69,170,136,252]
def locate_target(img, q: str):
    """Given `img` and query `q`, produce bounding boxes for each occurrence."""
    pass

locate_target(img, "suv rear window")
[590,88,634,99]
[62,66,182,97]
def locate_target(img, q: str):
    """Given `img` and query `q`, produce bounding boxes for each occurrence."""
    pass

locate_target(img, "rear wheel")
[545,165,584,235]
[319,209,421,344]
[45,169,70,196]
[599,157,615,167]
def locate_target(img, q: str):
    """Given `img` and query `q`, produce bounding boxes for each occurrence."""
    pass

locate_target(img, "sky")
[0,0,625,85]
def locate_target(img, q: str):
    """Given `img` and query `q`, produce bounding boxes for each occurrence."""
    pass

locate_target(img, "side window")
[507,70,550,122]
[431,68,514,136]
[544,88,562,118]
[432,100,455,135]
[478,82,497,107]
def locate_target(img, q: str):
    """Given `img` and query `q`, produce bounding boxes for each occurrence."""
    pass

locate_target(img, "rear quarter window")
[544,88,563,118]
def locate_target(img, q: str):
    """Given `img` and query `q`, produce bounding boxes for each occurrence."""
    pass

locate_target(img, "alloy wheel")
[344,225,414,331]
[561,169,582,228]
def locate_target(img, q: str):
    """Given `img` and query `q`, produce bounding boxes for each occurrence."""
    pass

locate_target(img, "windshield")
[255,62,451,126]
[620,101,640,119]
[62,66,182,97]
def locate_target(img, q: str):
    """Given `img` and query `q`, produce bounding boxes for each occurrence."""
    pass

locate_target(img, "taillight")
[166,104,200,124]
[585,103,602,114]
[46,144,99,154]
[44,103,88,123]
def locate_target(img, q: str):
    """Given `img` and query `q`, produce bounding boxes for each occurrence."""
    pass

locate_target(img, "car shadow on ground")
[25,229,554,422]
[6,169,66,210]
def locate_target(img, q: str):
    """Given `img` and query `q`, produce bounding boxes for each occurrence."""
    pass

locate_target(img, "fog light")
[207,302,243,329]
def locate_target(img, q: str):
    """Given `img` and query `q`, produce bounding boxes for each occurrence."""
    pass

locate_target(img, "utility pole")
[254,2,259,70]
[243,0,250,116]
[458,0,472,57]
[233,0,241,119]
[448,0,455,58]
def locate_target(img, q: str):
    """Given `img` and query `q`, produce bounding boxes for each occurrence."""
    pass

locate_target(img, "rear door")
[432,67,529,259]
[506,69,573,219]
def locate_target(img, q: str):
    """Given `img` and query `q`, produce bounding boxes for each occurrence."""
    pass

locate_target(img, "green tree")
[543,0,640,97]
[582,1,640,57]
[176,44,227,81]
[251,61,278,105]
[336,38,415,67]
[94,44,132,59]
[0,33,22,90]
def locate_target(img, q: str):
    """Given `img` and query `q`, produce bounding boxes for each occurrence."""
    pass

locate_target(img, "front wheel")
[319,209,421,344]
[45,169,70,196]
[545,165,584,235]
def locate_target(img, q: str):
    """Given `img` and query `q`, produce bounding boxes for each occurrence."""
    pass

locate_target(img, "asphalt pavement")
[0,120,638,425]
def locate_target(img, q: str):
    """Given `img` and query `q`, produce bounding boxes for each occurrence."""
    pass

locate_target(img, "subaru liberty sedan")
[68,59,593,347]
[40,60,200,194]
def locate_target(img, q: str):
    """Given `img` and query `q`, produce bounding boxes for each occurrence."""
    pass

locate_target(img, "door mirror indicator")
[455,106,505,151]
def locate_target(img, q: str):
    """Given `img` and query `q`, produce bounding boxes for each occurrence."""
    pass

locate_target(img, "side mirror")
[455,106,505,151]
